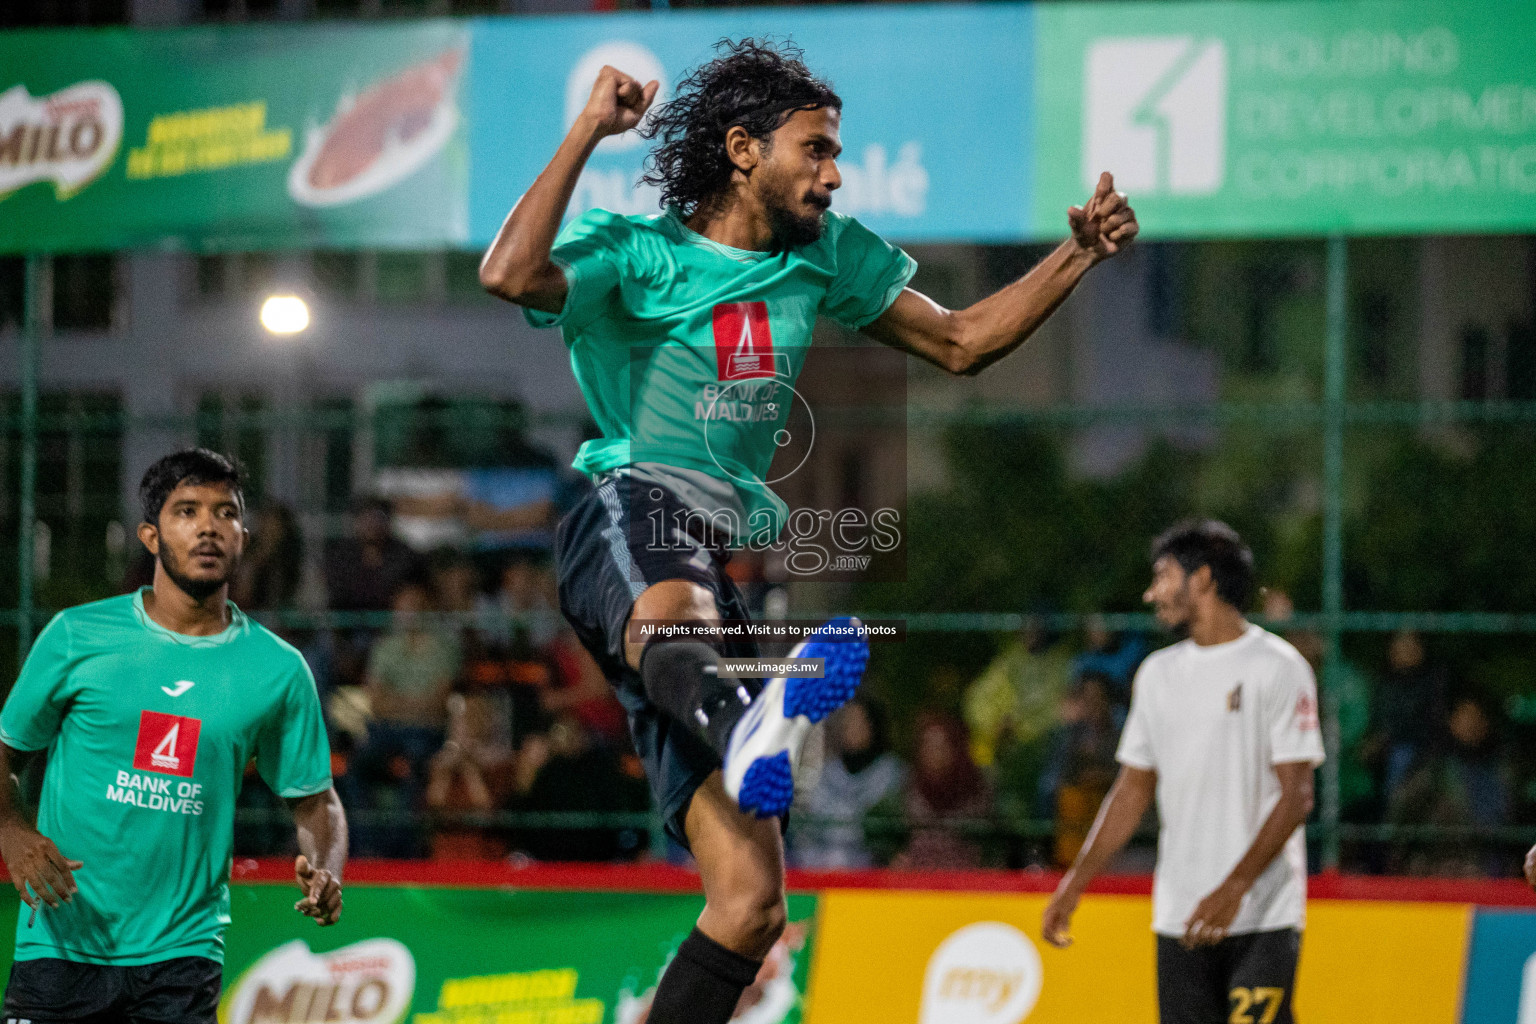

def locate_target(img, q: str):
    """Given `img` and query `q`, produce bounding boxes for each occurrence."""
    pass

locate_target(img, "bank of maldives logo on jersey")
[713,301,789,380]
[134,710,201,778]
[1084,36,1227,196]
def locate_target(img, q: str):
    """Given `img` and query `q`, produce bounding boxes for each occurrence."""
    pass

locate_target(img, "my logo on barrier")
[1084,36,1227,196]
[133,710,201,778]
[920,921,1042,1024]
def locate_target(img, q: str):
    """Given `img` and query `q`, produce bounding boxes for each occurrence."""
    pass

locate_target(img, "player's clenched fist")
[1069,171,1139,261]
[580,66,660,140]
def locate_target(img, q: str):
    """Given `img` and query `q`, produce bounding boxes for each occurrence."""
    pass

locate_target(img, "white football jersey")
[1118,624,1325,936]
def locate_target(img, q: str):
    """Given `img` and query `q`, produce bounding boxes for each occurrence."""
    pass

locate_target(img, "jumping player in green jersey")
[481,40,1136,1024]
[0,449,346,1024]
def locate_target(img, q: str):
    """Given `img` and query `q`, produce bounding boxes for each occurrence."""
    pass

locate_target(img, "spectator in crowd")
[1375,630,1449,801]
[432,552,482,622]
[321,496,428,713]
[365,581,461,743]
[1037,671,1122,867]
[461,557,625,747]
[1388,693,1511,876]
[475,553,561,652]
[233,501,304,610]
[791,698,907,869]
[432,550,490,679]
[1263,589,1376,820]
[508,715,650,863]
[964,617,1074,768]
[426,692,517,860]
[894,713,991,870]
[1070,617,1147,714]
[543,625,629,747]
[355,581,461,855]
[324,496,425,612]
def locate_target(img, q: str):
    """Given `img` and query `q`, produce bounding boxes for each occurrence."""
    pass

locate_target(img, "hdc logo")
[1084,36,1227,196]
[133,710,201,778]
[712,301,787,380]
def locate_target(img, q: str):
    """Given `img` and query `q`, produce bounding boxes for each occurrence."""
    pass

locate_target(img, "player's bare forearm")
[1183,762,1312,946]
[0,742,81,910]
[1042,765,1152,948]
[478,117,604,311]
[1221,761,1314,894]
[1058,765,1155,898]
[480,66,658,312]
[863,242,1094,376]
[864,172,1136,375]
[290,788,348,879]
[290,788,347,926]
[955,239,1098,373]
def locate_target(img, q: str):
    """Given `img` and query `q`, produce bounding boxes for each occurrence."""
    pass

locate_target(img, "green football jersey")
[526,206,916,536]
[0,589,332,966]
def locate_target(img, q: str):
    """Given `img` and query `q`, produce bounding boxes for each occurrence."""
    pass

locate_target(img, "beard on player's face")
[758,160,830,252]
[1157,584,1194,635]
[158,540,239,604]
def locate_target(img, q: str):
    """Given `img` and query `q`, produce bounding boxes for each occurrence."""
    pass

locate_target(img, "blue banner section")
[1462,909,1536,1024]
[468,4,1035,246]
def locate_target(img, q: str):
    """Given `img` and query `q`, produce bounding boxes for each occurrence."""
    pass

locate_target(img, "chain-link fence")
[4,231,1536,873]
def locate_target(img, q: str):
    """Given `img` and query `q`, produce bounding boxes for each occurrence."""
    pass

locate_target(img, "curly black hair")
[640,38,841,218]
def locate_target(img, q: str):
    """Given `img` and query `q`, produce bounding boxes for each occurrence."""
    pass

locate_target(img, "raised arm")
[288,788,348,926]
[479,67,658,313]
[1041,763,1155,948]
[862,172,1137,375]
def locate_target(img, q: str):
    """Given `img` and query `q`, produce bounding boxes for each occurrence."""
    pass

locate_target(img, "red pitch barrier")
[230,857,1536,905]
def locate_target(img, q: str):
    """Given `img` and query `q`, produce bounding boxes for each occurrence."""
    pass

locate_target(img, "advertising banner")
[217,885,817,1024]
[1462,909,1536,1024]
[1033,0,1536,238]
[805,890,1471,1024]
[3,1,1535,252]
[0,22,470,253]
[0,876,1527,1022]
[467,5,1033,246]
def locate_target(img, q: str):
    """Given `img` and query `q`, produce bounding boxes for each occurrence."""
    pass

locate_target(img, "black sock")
[647,928,763,1024]
[639,638,750,758]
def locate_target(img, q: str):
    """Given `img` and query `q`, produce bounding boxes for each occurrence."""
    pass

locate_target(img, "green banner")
[1034,0,1536,238]
[5,1,1534,251]
[212,885,817,1024]
[0,22,469,253]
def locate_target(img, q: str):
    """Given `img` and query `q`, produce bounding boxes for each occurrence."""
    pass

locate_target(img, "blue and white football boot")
[723,616,870,818]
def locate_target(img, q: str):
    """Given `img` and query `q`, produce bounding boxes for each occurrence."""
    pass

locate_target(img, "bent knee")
[712,890,787,956]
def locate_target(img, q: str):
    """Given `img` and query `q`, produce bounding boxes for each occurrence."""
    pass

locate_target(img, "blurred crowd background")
[3,0,1535,879]
[99,481,1525,879]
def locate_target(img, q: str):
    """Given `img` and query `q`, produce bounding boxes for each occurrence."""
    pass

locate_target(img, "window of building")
[52,254,118,333]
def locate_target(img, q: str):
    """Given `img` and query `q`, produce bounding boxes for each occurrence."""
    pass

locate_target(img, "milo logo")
[222,938,415,1024]
[0,81,123,200]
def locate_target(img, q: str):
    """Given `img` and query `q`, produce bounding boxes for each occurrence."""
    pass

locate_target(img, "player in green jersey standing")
[481,40,1136,1024]
[0,449,345,1023]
